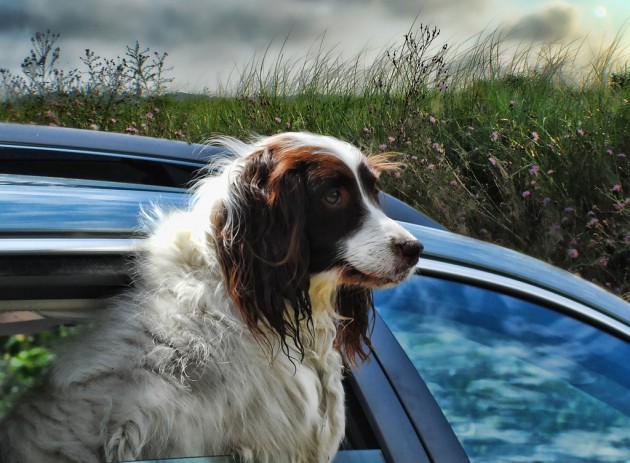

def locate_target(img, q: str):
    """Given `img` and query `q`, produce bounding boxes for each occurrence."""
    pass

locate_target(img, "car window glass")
[375,276,630,463]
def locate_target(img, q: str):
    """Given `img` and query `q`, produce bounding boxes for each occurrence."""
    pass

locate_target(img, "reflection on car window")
[375,276,630,463]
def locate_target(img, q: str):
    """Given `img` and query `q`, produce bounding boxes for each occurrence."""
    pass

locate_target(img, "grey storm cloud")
[0,0,347,47]
[0,5,30,29]
[0,0,623,91]
[0,0,489,45]
[504,6,578,42]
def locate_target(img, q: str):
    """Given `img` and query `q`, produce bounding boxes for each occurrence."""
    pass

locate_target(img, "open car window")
[375,275,630,463]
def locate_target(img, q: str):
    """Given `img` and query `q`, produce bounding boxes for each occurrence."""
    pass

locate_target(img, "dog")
[0,132,422,463]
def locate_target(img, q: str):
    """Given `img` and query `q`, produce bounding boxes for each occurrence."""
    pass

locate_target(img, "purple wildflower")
[567,248,579,259]
[612,184,622,192]
[531,132,539,142]
[488,157,497,166]
[576,128,584,137]
[529,165,540,175]
[522,190,531,198]
[587,218,600,228]
[491,131,499,141]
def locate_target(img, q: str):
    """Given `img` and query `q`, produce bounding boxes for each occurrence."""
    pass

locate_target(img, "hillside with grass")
[1,28,629,301]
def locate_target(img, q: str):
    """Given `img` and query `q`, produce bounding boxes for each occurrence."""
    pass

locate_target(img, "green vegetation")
[0,327,77,417]
[7,27,626,297]
[0,27,629,414]
[1,28,628,295]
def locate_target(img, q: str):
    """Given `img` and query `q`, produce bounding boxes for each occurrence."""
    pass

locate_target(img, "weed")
[0,32,173,134]
[0,28,629,299]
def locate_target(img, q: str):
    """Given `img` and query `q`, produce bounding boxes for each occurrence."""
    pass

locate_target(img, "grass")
[1,27,629,301]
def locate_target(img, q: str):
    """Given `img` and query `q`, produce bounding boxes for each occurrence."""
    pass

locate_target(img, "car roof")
[0,122,210,163]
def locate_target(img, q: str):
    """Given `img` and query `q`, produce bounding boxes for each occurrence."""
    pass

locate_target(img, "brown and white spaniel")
[0,132,422,463]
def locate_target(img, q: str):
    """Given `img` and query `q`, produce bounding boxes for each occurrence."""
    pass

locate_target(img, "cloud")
[504,6,578,42]
[0,0,417,89]
[0,0,626,91]
[0,0,336,47]
[0,5,30,30]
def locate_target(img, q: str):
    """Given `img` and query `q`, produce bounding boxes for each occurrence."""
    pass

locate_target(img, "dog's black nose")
[394,239,423,265]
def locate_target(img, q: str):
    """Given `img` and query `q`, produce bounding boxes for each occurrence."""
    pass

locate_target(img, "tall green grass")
[1,27,629,300]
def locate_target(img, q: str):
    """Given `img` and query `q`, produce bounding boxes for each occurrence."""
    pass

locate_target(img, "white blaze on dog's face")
[262,133,423,288]
[339,195,421,287]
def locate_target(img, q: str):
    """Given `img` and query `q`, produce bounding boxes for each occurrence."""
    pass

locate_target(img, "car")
[1,122,629,463]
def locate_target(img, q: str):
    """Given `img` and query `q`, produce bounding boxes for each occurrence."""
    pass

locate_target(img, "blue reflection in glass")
[375,276,630,463]
[0,178,188,234]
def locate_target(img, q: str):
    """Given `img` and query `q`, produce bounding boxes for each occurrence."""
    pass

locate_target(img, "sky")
[0,0,628,93]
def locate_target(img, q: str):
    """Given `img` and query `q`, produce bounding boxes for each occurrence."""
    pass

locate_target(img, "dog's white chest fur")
[144,316,346,463]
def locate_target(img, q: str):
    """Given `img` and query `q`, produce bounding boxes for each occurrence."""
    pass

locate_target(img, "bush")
[0,327,77,418]
[0,28,628,299]
[0,31,173,135]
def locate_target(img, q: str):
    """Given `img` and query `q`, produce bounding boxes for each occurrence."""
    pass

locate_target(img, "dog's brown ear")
[212,147,312,360]
[335,285,374,364]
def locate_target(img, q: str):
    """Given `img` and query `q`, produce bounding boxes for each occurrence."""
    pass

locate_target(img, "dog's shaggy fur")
[0,132,422,463]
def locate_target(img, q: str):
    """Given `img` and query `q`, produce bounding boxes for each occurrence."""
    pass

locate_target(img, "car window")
[375,275,630,463]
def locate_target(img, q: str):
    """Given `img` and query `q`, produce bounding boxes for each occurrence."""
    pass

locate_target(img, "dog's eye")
[323,189,343,206]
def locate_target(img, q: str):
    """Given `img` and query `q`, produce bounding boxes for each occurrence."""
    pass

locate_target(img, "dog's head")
[207,133,422,362]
